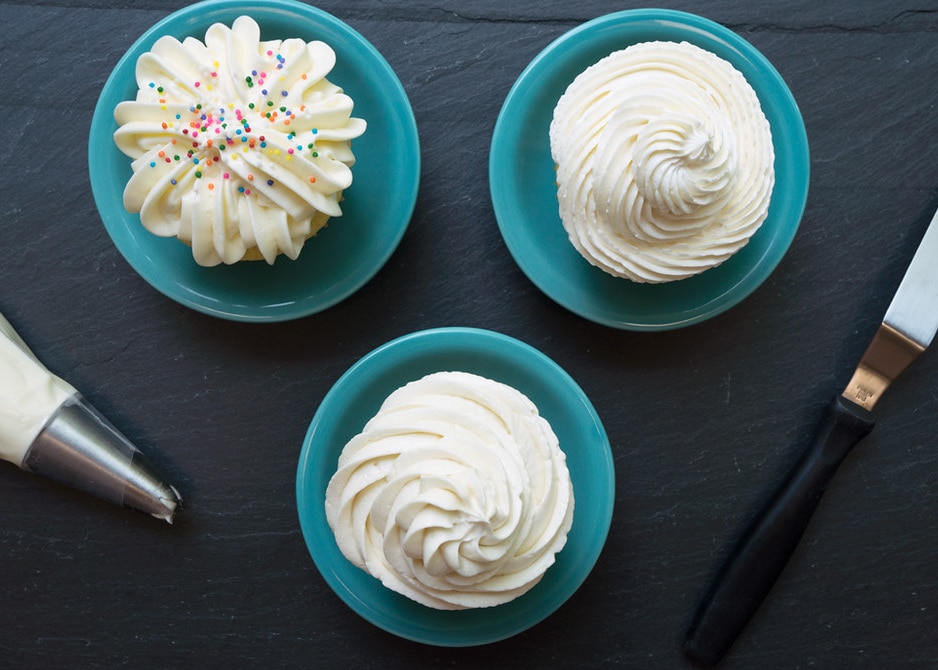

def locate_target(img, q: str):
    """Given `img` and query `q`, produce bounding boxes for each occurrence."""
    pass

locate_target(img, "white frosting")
[549,41,775,283]
[114,16,366,266]
[0,313,76,467]
[325,371,574,610]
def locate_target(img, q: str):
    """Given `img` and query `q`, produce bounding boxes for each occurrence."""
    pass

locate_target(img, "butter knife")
[683,202,938,665]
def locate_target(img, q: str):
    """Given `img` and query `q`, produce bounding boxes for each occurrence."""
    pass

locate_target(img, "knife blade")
[683,202,938,666]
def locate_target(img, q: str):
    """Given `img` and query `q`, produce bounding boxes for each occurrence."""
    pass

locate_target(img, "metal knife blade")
[884,206,938,348]
[842,205,938,414]
[683,202,938,666]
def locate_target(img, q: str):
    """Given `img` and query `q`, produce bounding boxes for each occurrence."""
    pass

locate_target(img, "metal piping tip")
[22,395,181,523]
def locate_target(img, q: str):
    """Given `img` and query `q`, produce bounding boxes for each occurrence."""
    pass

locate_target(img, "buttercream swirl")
[549,41,775,283]
[113,16,366,266]
[324,371,574,610]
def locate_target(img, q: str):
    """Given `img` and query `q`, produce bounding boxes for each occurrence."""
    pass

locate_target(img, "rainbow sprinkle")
[141,45,323,193]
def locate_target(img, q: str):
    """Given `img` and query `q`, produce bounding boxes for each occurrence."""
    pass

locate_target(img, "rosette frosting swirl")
[324,371,575,610]
[113,16,366,266]
[549,41,775,283]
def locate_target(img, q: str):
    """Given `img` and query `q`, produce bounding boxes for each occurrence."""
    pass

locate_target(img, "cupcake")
[549,40,775,283]
[113,16,366,266]
[324,371,574,610]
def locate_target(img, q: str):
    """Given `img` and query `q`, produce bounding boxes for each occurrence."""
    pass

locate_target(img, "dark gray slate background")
[2,1,937,668]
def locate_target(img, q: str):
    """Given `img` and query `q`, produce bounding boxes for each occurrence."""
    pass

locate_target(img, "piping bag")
[0,311,181,522]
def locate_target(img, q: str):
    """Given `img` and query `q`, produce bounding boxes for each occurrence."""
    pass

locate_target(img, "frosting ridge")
[549,40,774,283]
[113,16,366,266]
[324,371,574,610]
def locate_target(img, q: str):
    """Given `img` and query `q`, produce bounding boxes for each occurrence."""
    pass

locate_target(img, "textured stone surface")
[1,1,937,668]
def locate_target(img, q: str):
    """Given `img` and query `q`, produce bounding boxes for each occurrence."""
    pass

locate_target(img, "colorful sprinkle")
[129,33,348,202]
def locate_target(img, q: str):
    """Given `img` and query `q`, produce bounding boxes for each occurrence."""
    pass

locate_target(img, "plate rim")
[88,0,420,322]
[295,326,615,646]
[489,8,810,331]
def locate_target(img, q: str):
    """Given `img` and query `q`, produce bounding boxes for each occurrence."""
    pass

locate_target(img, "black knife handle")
[683,395,875,666]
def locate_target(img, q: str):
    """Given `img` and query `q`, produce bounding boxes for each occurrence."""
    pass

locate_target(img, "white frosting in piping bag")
[550,41,775,283]
[0,313,76,467]
[325,371,574,610]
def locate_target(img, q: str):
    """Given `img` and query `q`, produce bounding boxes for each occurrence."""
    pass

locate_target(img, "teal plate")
[296,328,614,646]
[489,9,809,331]
[89,0,419,322]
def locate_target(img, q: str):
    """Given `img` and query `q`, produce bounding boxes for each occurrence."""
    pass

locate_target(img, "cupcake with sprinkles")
[113,15,366,266]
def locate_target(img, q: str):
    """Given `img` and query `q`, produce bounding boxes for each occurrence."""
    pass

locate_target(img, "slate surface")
[1,1,937,668]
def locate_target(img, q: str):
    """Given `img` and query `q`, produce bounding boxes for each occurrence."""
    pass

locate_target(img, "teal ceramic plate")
[489,9,809,330]
[89,0,419,322]
[296,328,614,646]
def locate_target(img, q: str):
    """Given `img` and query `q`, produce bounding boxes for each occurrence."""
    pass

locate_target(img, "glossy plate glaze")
[489,9,809,330]
[89,0,419,322]
[296,327,614,646]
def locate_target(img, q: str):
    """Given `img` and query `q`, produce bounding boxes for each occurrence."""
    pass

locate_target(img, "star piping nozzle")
[22,395,181,523]
[0,310,181,523]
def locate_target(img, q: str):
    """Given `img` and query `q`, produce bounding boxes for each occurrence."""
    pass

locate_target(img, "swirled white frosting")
[549,41,775,283]
[113,16,366,266]
[324,371,574,610]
